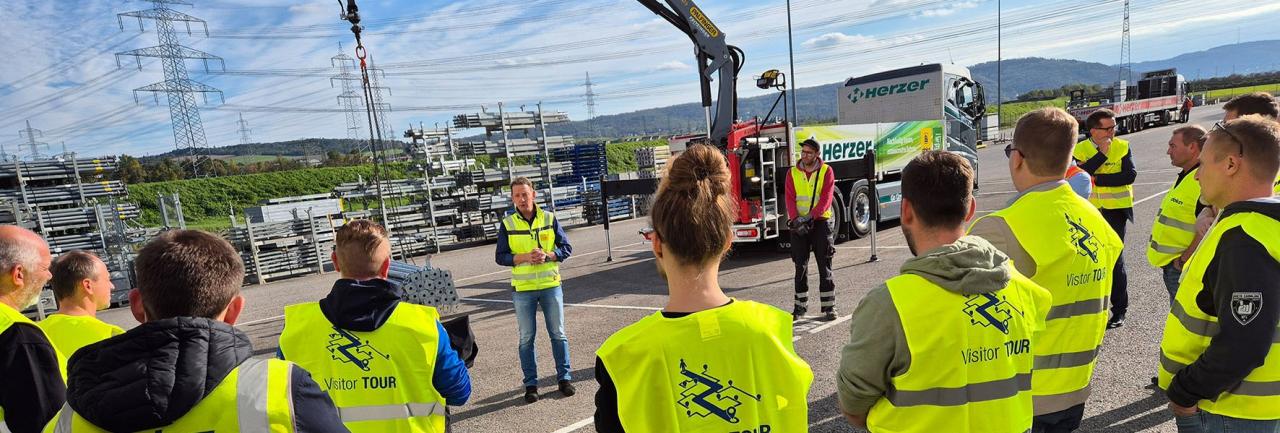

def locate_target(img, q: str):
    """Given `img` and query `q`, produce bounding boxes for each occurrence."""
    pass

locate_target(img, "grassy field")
[1191,83,1280,101]
[994,97,1069,127]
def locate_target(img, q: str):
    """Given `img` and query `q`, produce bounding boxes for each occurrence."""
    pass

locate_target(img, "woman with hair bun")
[592,144,813,433]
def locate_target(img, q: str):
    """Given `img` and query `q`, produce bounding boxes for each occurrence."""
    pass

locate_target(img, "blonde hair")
[335,219,390,279]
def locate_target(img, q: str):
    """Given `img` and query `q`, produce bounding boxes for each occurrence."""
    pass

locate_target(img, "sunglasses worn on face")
[1004,144,1022,159]
[1092,126,1116,132]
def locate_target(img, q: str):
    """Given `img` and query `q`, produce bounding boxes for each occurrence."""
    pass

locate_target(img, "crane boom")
[635,0,742,148]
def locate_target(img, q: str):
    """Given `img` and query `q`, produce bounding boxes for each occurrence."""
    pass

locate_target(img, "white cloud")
[917,1,980,18]
[653,61,690,72]
[803,32,877,49]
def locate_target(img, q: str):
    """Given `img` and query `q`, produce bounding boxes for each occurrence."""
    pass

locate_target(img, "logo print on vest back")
[963,293,1020,334]
[1231,292,1264,326]
[676,359,761,423]
[326,327,390,371]
[1066,213,1101,263]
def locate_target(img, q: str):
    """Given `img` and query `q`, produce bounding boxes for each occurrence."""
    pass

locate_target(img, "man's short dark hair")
[134,230,243,320]
[1015,108,1078,177]
[510,177,533,190]
[1224,92,1279,119]
[50,250,100,301]
[1209,115,1280,183]
[902,151,974,228]
[1085,108,1117,129]
[801,139,820,151]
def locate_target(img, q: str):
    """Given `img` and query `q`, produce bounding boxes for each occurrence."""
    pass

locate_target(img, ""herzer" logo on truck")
[821,140,874,162]
[847,79,930,104]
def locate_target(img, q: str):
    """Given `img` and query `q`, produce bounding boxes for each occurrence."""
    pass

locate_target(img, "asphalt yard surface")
[99,105,1232,432]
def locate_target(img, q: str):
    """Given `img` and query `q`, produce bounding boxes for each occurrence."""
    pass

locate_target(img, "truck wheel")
[831,189,849,244]
[850,183,873,239]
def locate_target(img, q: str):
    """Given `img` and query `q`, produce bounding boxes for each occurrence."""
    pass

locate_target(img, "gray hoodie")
[837,235,1014,416]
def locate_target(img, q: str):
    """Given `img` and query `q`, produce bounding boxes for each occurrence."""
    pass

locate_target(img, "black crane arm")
[635,0,743,147]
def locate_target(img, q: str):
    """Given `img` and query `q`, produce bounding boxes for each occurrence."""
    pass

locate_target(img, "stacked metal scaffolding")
[229,204,337,284]
[0,156,143,305]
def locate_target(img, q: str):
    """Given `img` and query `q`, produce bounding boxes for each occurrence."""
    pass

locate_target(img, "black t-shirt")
[0,322,66,433]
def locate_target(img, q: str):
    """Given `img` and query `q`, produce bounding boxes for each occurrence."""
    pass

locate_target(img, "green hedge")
[126,164,411,228]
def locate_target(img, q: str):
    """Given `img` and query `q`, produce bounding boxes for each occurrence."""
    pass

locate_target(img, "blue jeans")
[1176,411,1280,433]
[1163,264,1182,305]
[512,286,571,387]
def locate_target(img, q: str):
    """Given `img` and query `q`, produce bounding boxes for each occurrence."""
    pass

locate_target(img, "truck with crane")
[622,0,987,244]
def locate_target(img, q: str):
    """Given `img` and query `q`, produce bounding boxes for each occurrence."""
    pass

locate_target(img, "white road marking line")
[238,314,284,327]
[835,245,909,250]
[1134,189,1171,206]
[462,297,662,311]
[807,314,854,334]
[552,417,596,433]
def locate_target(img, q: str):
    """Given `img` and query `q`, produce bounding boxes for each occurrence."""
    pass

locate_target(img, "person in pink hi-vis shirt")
[785,139,838,321]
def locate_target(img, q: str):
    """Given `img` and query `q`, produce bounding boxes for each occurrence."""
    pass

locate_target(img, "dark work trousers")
[792,219,836,313]
[1099,208,1130,318]
[1032,403,1086,433]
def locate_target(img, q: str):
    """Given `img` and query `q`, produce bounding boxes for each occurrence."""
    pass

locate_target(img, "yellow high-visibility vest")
[866,271,1049,433]
[36,315,124,366]
[1074,138,1134,209]
[791,164,834,219]
[503,208,562,291]
[968,183,1123,415]
[1147,168,1202,268]
[279,302,447,433]
[597,300,813,432]
[44,358,296,432]
[1158,211,1280,419]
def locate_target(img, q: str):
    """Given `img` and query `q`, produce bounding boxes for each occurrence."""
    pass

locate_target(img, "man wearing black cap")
[787,139,838,321]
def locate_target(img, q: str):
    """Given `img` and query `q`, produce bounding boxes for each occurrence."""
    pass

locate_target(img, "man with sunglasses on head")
[1157,115,1280,432]
[1073,108,1137,329]
[785,139,838,322]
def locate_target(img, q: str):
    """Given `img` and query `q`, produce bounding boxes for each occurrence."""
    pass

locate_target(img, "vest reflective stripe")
[1074,138,1134,209]
[1158,211,1280,419]
[339,403,447,422]
[279,301,447,433]
[886,373,1033,407]
[503,208,562,292]
[1147,168,1202,267]
[790,164,833,219]
[868,272,1045,433]
[1044,296,1109,321]
[968,183,1123,415]
[596,300,812,433]
[47,358,295,432]
[1034,348,1100,370]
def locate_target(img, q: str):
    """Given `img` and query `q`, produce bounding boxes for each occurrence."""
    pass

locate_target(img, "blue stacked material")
[552,143,607,187]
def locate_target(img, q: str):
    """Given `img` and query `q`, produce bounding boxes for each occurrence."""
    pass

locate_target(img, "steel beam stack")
[0,155,141,306]
[386,261,459,313]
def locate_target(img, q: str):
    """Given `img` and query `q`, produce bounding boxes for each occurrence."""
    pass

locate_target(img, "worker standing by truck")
[1073,108,1137,329]
[786,139,838,322]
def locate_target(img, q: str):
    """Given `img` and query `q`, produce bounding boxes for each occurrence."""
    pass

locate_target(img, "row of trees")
[1015,84,1107,102]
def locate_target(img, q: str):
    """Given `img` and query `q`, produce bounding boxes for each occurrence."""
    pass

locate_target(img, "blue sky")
[3,0,1280,158]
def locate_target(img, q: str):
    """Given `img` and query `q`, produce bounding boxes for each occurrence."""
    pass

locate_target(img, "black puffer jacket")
[66,317,349,433]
